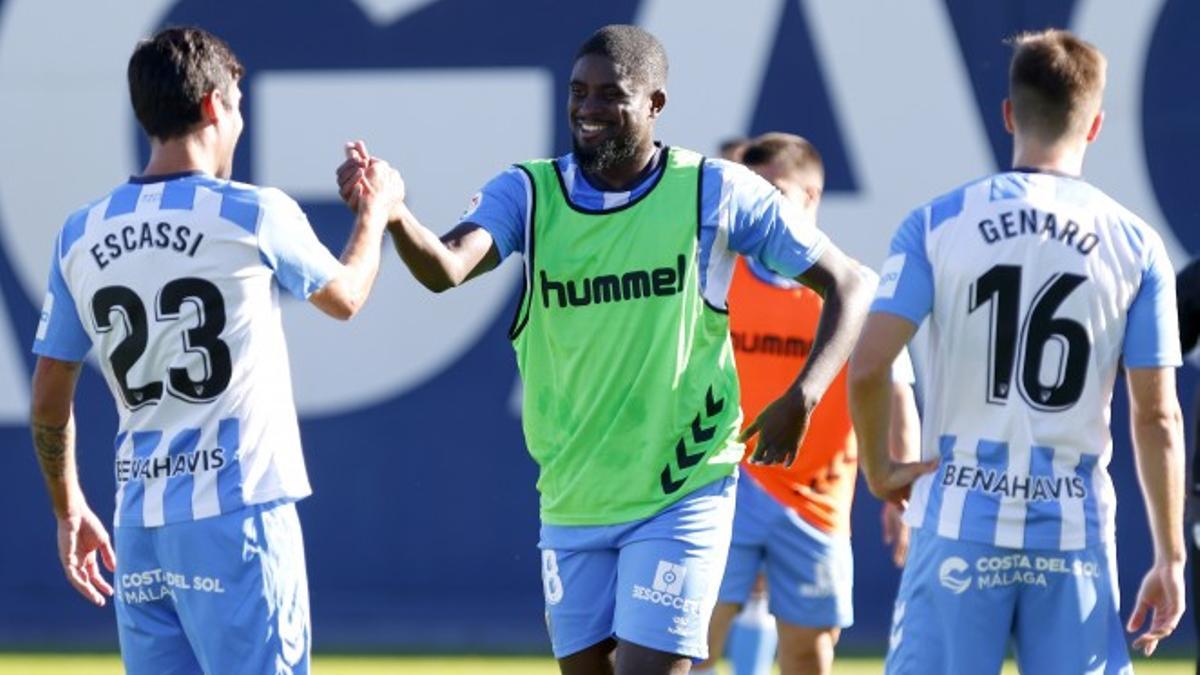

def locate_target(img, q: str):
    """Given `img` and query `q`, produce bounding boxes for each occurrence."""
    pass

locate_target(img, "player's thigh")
[614,476,737,660]
[614,638,692,675]
[775,622,839,675]
[113,527,203,675]
[884,529,1013,675]
[160,500,311,675]
[542,544,620,659]
[1013,545,1131,675]
[762,514,853,631]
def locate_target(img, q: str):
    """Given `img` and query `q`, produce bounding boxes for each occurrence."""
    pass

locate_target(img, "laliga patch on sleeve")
[460,192,483,220]
[875,254,906,300]
[35,292,54,341]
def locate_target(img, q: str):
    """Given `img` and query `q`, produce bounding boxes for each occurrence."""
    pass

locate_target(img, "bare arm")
[335,148,500,293]
[881,378,921,566]
[386,207,500,292]
[1124,366,1186,655]
[788,244,873,408]
[888,380,920,463]
[849,313,938,503]
[31,356,115,606]
[1127,366,1186,564]
[743,243,873,466]
[310,148,401,319]
[31,357,83,517]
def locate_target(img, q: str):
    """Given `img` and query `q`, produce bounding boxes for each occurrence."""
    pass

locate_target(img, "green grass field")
[0,654,1192,674]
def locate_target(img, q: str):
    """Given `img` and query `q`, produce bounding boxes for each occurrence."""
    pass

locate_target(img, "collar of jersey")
[128,170,214,185]
[554,142,668,213]
[1012,165,1083,180]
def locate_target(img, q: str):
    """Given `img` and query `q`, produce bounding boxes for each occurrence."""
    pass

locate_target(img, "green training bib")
[510,147,743,525]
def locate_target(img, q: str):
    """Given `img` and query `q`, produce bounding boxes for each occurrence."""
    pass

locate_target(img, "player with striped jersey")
[337,25,872,675]
[29,27,400,675]
[850,29,1185,674]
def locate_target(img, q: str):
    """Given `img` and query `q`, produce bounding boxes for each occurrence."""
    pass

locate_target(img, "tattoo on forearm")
[32,420,70,480]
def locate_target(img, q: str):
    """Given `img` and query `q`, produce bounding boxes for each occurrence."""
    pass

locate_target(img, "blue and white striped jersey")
[33,171,341,528]
[872,169,1181,551]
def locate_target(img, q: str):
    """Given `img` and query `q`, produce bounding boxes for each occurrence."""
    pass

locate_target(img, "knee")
[778,628,838,675]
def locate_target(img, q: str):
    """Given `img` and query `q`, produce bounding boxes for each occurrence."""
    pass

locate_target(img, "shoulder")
[922,174,995,230]
[57,189,120,259]
[702,157,764,186]
[206,182,303,233]
[1086,184,1161,255]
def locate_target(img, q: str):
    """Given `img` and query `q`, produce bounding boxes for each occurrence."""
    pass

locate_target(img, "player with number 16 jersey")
[851,29,1186,675]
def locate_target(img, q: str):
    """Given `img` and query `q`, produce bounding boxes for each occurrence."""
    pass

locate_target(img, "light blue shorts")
[886,527,1130,675]
[114,500,310,675]
[718,474,853,628]
[538,474,737,660]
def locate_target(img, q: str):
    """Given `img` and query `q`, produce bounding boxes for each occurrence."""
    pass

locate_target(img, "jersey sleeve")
[32,239,91,361]
[457,167,528,261]
[1123,232,1182,368]
[256,189,343,300]
[870,208,933,325]
[1176,258,1200,355]
[712,160,830,278]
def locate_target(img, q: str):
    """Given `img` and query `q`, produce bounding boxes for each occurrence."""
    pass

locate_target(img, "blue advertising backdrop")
[0,0,1196,654]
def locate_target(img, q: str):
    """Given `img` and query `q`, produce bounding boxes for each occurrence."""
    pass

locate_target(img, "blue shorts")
[717,475,853,629]
[886,527,1130,675]
[538,474,737,660]
[114,500,310,675]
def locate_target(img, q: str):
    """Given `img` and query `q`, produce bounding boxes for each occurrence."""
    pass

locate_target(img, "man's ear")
[1085,110,1104,143]
[803,184,823,211]
[1002,98,1015,134]
[649,89,667,118]
[200,89,221,124]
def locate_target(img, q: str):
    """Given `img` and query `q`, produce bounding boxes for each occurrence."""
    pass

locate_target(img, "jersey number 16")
[968,264,1090,411]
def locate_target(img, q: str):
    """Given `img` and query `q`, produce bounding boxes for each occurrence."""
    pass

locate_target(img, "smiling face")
[568,53,662,174]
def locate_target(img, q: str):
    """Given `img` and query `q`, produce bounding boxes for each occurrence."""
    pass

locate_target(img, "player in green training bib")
[337,25,872,675]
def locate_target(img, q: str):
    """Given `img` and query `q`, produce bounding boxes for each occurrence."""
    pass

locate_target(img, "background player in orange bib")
[696,133,920,675]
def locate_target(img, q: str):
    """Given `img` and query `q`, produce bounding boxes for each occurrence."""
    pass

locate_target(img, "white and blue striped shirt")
[873,169,1181,550]
[34,171,341,527]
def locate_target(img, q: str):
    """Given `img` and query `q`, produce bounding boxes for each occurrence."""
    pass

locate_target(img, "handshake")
[334,140,405,219]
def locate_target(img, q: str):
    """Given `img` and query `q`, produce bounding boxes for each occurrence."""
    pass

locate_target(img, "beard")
[573,129,641,174]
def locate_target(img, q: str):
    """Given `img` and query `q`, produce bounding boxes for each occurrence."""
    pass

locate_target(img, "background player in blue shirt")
[851,29,1185,674]
[29,27,401,675]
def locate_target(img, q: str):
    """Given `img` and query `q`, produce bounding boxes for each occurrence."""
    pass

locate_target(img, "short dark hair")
[741,132,824,184]
[1008,29,1106,143]
[575,24,668,90]
[128,26,244,141]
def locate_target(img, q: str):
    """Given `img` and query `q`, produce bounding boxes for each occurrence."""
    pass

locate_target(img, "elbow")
[424,277,455,294]
[30,385,68,427]
[1134,405,1185,439]
[420,269,464,294]
[848,349,889,392]
[328,293,366,321]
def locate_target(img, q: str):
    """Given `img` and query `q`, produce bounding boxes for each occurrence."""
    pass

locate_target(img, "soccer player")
[29,27,400,675]
[338,24,872,675]
[695,133,920,675]
[850,29,1185,674]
